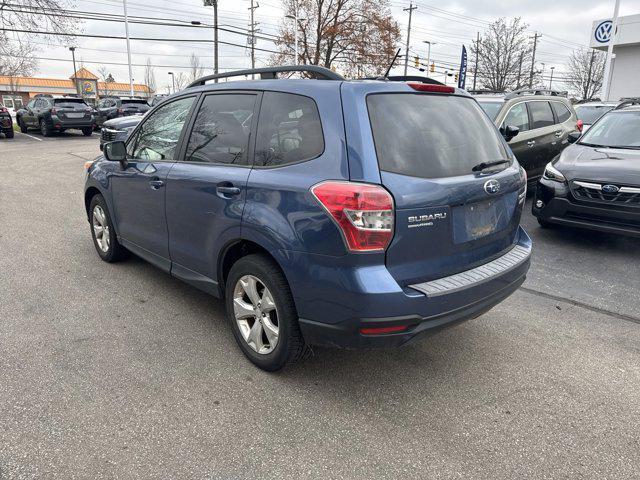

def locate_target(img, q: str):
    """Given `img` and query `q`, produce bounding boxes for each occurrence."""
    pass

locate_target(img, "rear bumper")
[52,116,94,129]
[290,226,532,348]
[533,179,640,237]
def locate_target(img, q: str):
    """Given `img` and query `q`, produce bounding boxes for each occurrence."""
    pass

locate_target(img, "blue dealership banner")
[458,45,467,89]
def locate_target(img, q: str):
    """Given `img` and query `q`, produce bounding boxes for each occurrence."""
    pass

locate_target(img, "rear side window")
[528,101,554,129]
[184,94,256,165]
[254,92,324,167]
[367,94,509,179]
[503,103,529,132]
[551,102,572,123]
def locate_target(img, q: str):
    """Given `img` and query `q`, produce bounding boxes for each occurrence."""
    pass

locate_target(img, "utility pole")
[585,49,596,99]
[168,72,176,94]
[549,66,555,89]
[529,32,541,89]
[403,3,417,76]
[248,0,259,75]
[602,0,621,101]
[516,50,524,89]
[69,47,79,95]
[204,0,219,81]
[122,0,135,96]
[472,31,479,90]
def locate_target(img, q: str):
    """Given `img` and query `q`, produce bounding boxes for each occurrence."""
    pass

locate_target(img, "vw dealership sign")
[595,20,613,43]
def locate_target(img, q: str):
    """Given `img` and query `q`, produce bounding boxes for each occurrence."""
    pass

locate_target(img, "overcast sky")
[11,0,640,92]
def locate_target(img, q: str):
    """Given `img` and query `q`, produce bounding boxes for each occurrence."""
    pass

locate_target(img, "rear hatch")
[365,88,525,286]
[120,99,150,116]
[53,98,92,121]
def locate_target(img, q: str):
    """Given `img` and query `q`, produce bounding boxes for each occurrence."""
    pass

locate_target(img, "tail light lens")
[117,108,124,114]
[51,108,57,115]
[407,83,455,93]
[311,181,394,252]
[576,120,584,132]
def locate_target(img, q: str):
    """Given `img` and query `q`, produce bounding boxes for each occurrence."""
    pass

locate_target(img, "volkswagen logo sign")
[484,179,501,195]
[595,20,613,44]
[602,184,620,194]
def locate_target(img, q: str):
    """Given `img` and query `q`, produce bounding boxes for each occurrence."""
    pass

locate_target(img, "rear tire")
[89,194,128,263]
[18,118,28,133]
[82,127,93,136]
[4,128,14,139]
[40,119,53,137]
[225,254,310,371]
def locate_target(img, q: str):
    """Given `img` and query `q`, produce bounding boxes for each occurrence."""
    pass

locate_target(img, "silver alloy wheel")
[92,205,110,253]
[233,275,279,354]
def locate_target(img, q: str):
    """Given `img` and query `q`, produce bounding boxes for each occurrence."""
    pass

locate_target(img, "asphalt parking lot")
[1,133,639,479]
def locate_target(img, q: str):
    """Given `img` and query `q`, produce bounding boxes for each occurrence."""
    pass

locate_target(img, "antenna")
[383,49,402,79]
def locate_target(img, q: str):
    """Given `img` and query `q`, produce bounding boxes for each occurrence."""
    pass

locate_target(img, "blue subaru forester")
[84,66,531,371]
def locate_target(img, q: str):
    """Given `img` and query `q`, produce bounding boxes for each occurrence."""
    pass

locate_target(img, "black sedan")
[532,106,640,237]
[1,106,14,138]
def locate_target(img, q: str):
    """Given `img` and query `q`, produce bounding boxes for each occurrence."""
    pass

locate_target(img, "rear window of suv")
[367,93,509,179]
[53,98,88,107]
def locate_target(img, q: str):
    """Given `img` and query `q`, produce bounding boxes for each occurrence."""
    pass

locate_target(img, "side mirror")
[104,141,127,162]
[501,125,519,142]
[567,132,581,144]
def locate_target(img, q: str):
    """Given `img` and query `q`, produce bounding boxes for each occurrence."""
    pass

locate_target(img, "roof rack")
[505,88,568,99]
[615,98,640,110]
[187,65,345,88]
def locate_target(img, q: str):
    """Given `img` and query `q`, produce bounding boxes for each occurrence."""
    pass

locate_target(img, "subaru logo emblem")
[595,20,613,43]
[602,184,620,194]
[484,179,501,195]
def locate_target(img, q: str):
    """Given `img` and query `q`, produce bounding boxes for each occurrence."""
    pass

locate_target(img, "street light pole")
[602,0,621,101]
[122,0,135,97]
[168,72,176,94]
[549,66,555,89]
[69,47,79,95]
[422,40,435,70]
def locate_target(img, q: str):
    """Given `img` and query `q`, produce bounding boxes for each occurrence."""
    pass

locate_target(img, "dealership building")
[590,14,640,100]
[0,68,153,110]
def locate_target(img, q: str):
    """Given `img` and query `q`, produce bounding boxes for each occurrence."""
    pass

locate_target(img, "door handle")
[216,185,241,196]
[149,179,164,189]
[555,131,563,137]
[527,140,536,147]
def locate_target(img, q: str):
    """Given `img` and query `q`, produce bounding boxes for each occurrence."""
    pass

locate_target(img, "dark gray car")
[99,115,142,150]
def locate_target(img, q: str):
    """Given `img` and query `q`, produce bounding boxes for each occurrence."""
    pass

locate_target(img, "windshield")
[368,93,509,179]
[575,105,615,124]
[477,101,504,120]
[54,99,88,108]
[579,111,640,148]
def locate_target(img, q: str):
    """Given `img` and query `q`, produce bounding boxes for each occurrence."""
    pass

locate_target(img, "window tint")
[184,94,256,165]
[528,101,554,129]
[255,92,324,167]
[552,102,572,123]
[368,94,509,179]
[503,103,529,132]
[128,96,195,162]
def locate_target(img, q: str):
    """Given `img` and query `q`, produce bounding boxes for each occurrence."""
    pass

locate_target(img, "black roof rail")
[505,88,568,99]
[615,98,640,110]
[187,65,345,88]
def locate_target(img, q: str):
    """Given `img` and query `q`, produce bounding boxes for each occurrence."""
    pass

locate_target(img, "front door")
[502,102,536,176]
[109,96,197,270]
[166,92,259,291]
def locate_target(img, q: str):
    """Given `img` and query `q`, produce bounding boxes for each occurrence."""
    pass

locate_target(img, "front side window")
[552,102,572,123]
[255,91,324,167]
[528,101,554,129]
[503,103,529,132]
[184,94,256,165]
[128,96,195,161]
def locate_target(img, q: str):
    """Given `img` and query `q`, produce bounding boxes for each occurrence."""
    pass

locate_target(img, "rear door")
[526,100,557,178]
[165,92,259,289]
[550,101,575,156]
[364,90,524,286]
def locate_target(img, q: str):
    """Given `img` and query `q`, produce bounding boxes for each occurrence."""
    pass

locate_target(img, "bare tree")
[0,41,38,102]
[272,0,400,77]
[470,17,540,92]
[565,49,605,100]
[188,53,204,83]
[97,66,116,97]
[173,72,188,92]
[144,58,156,94]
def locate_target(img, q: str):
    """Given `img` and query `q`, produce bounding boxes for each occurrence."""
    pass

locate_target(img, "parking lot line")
[18,132,43,142]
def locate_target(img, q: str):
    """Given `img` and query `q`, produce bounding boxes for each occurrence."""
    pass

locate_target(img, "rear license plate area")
[66,112,84,118]
[453,193,517,244]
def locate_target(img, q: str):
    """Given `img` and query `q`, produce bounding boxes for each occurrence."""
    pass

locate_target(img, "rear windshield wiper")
[472,159,511,172]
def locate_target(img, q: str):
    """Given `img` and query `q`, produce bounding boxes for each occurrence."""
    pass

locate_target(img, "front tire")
[537,218,553,229]
[4,128,14,139]
[89,194,128,263]
[225,254,310,371]
[82,127,93,136]
[18,118,28,133]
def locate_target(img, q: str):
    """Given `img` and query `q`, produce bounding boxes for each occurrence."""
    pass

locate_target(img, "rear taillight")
[117,108,124,114]
[311,181,394,252]
[51,108,57,115]
[407,83,455,94]
[360,325,407,335]
[576,120,584,132]
[0,107,7,113]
